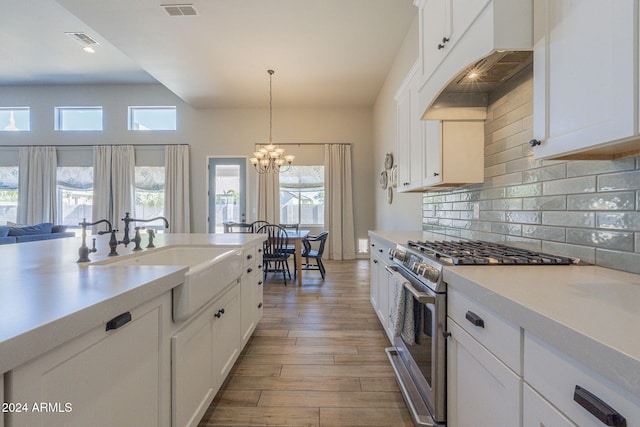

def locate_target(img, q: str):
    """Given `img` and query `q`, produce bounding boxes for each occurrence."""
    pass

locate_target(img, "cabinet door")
[533,0,635,159]
[523,383,576,427]
[212,284,241,391]
[8,294,171,427]
[420,0,448,80]
[424,120,442,186]
[369,255,380,311]
[396,88,413,191]
[376,255,390,332]
[447,319,521,427]
[240,257,262,346]
[172,305,215,427]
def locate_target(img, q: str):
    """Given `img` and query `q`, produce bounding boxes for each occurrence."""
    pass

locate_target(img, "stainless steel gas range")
[385,239,575,426]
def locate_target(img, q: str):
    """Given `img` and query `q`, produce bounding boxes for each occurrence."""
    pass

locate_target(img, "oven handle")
[385,265,436,305]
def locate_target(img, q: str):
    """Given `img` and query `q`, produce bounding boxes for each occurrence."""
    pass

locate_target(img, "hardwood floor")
[198,259,414,427]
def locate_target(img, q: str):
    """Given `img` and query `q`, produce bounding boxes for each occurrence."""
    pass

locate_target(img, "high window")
[55,107,103,131]
[134,166,166,230]
[128,106,177,130]
[279,165,324,225]
[57,167,93,228]
[0,108,30,131]
[0,166,19,224]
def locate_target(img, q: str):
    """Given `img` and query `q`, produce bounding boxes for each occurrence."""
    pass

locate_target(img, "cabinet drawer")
[524,332,640,427]
[448,287,521,374]
[243,246,257,267]
[370,237,394,260]
[524,383,576,427]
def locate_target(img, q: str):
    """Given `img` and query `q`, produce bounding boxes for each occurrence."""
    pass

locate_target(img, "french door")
[208,158,246,233]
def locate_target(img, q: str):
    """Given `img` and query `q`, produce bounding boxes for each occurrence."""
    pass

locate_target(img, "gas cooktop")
[407,240,576,266]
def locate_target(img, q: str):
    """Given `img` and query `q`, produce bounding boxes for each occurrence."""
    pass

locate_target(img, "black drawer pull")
[574,385,626,426]
[247,267,253,273]
[106,312,132,331]
[258,302,263,308]
[465,311,485,328]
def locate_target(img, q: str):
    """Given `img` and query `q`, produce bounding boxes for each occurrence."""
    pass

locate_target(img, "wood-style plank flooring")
[198,259,414,427]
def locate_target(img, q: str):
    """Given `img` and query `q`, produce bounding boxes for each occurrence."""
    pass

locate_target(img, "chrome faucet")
[119,212,169,248]
[77,218,113,263]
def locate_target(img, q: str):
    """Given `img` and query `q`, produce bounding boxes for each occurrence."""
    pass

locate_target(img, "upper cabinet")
[414,0,533,118]
[532,0,640,160]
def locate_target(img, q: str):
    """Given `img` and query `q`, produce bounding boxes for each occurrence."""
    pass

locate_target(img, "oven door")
[385,265,446,426]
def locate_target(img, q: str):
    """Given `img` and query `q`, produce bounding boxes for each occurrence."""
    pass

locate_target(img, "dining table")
[285,229,309,286]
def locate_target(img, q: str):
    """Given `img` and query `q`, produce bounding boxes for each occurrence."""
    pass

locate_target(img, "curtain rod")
[0,143,189,148]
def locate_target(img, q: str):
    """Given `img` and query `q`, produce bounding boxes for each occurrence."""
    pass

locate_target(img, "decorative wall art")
[381,153,394,204]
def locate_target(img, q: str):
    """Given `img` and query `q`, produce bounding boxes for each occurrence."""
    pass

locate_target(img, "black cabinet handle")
[529,139,542,147]
[373,259,378,264]
[220,308,225,315]
[257,248,262,253]
[247,254,253,260]
[433,172,440,177]
[465,311,485,328]
[247,267,253,273]
[215,310,222,318]
[106,312,132,331]
[258,302,263,308]
[574,386,626,426]
[378,248,383,253]
[258,280,263,286]
[371,243,375,247]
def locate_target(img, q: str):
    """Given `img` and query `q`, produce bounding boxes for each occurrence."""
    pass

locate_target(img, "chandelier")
[249,69,294,174]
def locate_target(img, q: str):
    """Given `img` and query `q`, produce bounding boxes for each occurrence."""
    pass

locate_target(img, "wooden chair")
[223,221,253,233]
[256,224,292,285]
[302,231,329,279]
[279,223,300,278]
[250,220,270,233]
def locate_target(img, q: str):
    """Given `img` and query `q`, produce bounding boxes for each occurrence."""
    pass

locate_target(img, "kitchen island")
[0,232,265,427]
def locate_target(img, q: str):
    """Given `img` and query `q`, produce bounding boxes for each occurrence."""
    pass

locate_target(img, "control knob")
[412,262,440,283]
[388,248,406,261]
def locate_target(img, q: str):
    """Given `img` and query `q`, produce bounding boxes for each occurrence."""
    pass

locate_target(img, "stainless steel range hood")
[424,50,533,119]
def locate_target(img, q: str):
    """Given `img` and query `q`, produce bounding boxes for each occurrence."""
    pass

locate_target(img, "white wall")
[0,84,375,242]
[372,15,423,231]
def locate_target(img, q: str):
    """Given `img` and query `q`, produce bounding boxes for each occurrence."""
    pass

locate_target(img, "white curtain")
[111,146,135,231]
[164,145,191,233]
[324,144,355,260]
[257,171,280,224]
[17,146,57,224]
[92,146,112,228]
[92,145,134,231]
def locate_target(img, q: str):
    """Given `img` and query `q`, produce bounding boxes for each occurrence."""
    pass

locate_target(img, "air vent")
[162,4,198,16]
[65,32,99,46]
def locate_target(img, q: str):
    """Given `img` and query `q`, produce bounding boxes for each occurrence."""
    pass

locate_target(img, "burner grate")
[408,240,575,265]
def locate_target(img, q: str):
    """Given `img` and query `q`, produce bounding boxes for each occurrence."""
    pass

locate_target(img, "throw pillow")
[8,222,54,236]
[52,225,69,233]
[6,221,26,228]
[0,226,9,237]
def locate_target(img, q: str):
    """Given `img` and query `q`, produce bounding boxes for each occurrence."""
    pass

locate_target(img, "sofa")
[0,223,76,245]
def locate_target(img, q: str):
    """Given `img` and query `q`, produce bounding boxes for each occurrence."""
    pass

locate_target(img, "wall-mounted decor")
[382,152,394,204]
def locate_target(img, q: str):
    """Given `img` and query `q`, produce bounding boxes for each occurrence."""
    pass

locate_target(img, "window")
[135,167,165,230]
[279,165,324,225]
[57,167,93,228]
[128,106,176,130]
[55,107,103,131]
[0,166,19,224]
[0,108,30,131]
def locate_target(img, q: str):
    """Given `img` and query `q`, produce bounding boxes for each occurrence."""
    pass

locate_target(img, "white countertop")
[369,229,640,399]
[0,232,265,374]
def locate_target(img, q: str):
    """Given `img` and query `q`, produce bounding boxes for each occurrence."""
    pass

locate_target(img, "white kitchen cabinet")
[396,60,425,193]
[369,236,394,342]
[415,0,532,117]
[532,0,639,160]
[1,374,4,427]
[447,320,521,427]
[423,119,485,189]
[212,283,241,390]
[241,244,263,346]
[524,331,639,427]
[416,0,491,82]
[523,383,576,427]
[6,292,172,427]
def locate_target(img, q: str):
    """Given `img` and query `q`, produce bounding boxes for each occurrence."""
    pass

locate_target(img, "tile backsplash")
[422,70,640,274]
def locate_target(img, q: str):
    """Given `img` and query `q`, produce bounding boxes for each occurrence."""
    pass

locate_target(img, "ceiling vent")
[162,4,198,16]
[64,32,99,46]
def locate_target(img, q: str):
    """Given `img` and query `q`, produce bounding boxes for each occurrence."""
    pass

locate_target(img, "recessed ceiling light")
[83,47,96,54]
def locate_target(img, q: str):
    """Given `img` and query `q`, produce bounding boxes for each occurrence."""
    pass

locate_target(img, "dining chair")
[250,220,270,233]
[302,231,329,279]
[223,221,253,233]
[279,223,300,277]
[255,224,292,285]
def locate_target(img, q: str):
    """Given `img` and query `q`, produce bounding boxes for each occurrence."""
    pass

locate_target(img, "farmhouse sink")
[94,246,243,321]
